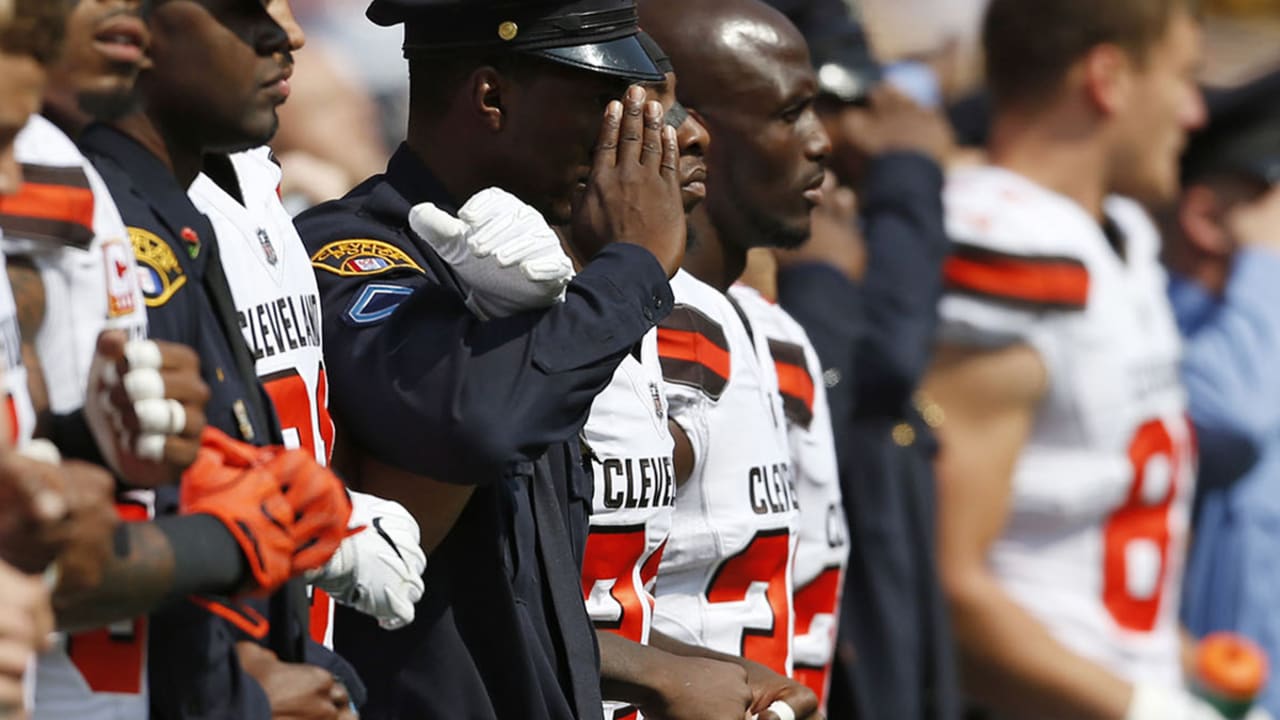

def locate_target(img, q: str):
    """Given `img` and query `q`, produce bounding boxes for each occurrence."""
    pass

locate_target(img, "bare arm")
[7,257,50,424]
[668,419,694,487]
[926,343,1133,720]
[354,455,474,555]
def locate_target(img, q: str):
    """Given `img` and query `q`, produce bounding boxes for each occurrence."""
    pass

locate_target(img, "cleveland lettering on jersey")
[237,292,322,361]
[749,462,797,516]
[601,456,676,511]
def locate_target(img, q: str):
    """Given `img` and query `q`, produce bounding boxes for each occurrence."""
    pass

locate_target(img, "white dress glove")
[409,187,575,320]
[308,492,427,630]
[1126,682,1260,720]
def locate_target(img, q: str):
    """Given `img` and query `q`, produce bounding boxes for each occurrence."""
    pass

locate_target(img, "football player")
[920,1,1244,718]
[641,1,831,718]
[187,0,425,647]
[730,248,846,711]
[78,0,359,716]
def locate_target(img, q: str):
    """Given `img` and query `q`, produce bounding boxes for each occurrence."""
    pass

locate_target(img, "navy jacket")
[81,124,365,718]
[295,144,672,719]
[778,152,958,720]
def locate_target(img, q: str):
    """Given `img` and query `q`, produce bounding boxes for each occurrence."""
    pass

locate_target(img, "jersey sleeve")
[657,303,729,468]
[299,206,673,486]
[939,181,1090,361]
[776,324,846,698]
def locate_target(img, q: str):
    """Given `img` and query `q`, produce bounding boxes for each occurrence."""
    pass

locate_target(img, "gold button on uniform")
[498,21,519,41]
[892,422,916,447]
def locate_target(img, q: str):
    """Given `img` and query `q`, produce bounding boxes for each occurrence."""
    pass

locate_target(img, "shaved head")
[640,0,829,250]
[641,0,806,114]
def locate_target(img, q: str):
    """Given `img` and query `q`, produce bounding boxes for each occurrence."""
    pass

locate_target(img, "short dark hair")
[983,0,1197,109]
[407,51,543,123]
[0,0,71,64]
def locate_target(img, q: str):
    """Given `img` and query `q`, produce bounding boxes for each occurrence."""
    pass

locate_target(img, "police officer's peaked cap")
[368,0,663,82]
[1182,70,1280,186]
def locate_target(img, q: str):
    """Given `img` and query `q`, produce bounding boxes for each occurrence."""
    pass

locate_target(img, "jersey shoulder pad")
[0,116,94,250]
[944,168,1091,313]
[658,301,730,400]
[729,285,817,429]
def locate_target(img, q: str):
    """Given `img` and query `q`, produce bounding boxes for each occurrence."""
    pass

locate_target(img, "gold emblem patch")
[130,227,186,308]
[311,239,423,278]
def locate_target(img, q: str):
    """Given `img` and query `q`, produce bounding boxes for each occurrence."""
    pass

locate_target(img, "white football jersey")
[940,165,1194,689]
[189,148,333,465]
[581,328,675,720]
[0,114,148,414]
[0,246,32,448]
[189,148,337,645]
[652,270,798,677]
[729,285,846,707]
[0,116,149,720]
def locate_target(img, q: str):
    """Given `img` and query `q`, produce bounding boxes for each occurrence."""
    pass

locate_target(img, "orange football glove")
[179,428,295,593]
[261,449,357,575]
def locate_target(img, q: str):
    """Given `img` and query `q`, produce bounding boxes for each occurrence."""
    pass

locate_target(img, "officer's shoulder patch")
[345,282,414,327]
[311,238,423,278]
[129,227,186,308]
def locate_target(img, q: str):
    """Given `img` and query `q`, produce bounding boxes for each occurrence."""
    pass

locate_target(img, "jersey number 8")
[1102,417,1191,633]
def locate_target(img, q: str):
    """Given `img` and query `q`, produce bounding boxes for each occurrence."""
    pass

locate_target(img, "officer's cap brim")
[527,35,663,83]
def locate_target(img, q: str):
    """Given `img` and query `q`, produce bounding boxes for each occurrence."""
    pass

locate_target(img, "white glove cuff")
[1126,683,1219,720]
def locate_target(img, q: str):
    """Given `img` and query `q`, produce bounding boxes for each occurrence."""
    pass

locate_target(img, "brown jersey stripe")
[768,339,815,429]
[658,331,730,400]
[20,163,91,190]
[944,242,1089,311]
[658,305,731,399]
[659,304,729,351]
[0,178,95,248]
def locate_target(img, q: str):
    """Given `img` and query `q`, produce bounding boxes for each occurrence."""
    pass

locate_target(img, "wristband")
[154,514,249,600]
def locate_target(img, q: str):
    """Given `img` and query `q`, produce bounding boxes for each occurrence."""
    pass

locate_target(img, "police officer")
[295,0,685,717]
[79,0,360,717]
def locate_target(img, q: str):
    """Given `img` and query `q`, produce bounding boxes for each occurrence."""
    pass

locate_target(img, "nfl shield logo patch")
[650,382,665,421]
[258,228,278,265]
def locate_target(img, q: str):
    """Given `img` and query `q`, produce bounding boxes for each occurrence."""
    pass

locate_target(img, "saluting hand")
[571,84,686,277]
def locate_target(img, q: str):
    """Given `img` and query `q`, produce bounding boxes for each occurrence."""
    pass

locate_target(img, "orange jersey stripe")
[657,327,731,382]
[774,361,814,413]
[944,244,1089,310]
[0,181,94,230]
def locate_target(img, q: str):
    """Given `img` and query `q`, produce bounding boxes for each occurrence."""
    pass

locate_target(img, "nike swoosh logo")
[372,517,408,566]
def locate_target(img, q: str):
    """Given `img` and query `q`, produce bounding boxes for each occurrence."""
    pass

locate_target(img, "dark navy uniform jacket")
[295,144,673,720]
[777,152,959,720]
[80,124,365,718]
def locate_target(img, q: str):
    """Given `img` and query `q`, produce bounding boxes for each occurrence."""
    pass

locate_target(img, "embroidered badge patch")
[101,239,140,318]
[130,227,186,308]
[311,239,423,277]
[345,283,414,326]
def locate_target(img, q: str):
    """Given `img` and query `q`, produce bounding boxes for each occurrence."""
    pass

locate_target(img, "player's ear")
[1082,44,1133,117]
[1177,183,1231,257]
[470,66,506,133]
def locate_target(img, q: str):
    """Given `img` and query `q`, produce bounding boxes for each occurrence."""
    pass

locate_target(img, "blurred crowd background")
[270,0,1280,211]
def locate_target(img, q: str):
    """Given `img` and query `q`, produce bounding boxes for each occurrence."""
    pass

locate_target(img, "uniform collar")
[381,143,461,214]
[79,123,215,264]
